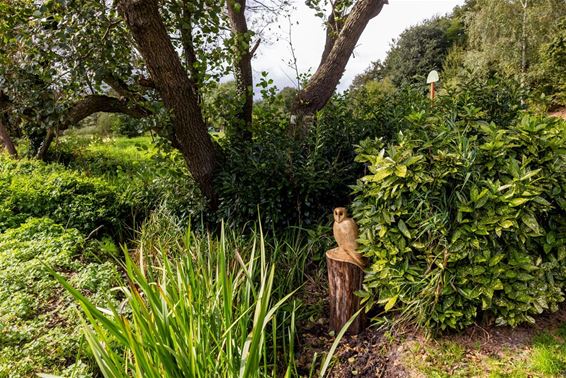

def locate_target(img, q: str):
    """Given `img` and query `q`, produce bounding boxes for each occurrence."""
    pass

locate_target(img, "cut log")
[327,253,366,335]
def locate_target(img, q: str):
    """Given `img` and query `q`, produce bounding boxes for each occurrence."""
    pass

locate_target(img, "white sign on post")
[426,70,439,84]
[427,70,439,100]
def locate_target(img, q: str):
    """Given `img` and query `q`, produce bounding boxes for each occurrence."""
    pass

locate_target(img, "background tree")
[464,0,566,90]
[351,14,465,88]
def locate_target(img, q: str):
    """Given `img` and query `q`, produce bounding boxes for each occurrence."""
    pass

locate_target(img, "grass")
[400,323,566,377]
[54,211,307,377]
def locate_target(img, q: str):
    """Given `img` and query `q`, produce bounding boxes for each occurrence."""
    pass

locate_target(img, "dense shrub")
[0,156,126,234]
[216,126,353,228]
[353,113,566,331]
[216,83,434,230]
[0,217,119,377]
[438,73,526,128]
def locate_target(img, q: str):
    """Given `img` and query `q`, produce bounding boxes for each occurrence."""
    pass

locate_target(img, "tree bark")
[293,0,388,124]
[35,94,151,160]
[179,3,201,100]
[327,255,366,335]
[320,0,348,66]
[0,115,17,158]
[118,0,219,203]
[0,92,17,158]
[227,0,254,139]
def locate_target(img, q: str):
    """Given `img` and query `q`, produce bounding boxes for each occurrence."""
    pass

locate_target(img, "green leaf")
[522,213,541,234]
[499,220,514,229]
[384,295,398,311]
[510,198,529,207]
[394,165,407,177]
[372,168,393,182]
[398,220,411,239]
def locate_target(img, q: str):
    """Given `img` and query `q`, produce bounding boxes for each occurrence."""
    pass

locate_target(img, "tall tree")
[118,0,219,202]
[464,0,566,89]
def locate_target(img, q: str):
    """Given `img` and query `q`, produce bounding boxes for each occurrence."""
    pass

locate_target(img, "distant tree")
[464,0,566,89]
[352,15,465,88]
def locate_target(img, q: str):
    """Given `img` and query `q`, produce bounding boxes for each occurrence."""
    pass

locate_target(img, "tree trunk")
[118,0,218,203]
[293,0,388,129]
[0,115,17,158]
[520,0,528,90]
[327,254,366,335]
[227,0,253,140]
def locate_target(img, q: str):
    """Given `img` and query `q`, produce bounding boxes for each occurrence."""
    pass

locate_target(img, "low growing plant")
[0,217,120,377]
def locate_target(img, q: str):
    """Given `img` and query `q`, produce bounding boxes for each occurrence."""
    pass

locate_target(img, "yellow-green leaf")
[395,165,407,178]
[384,295,398,311]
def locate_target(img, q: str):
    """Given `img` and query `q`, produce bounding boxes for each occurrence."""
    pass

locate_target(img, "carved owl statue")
[329,207,366,269]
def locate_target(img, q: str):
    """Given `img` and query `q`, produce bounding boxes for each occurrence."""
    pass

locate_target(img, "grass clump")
[56,212,304,377]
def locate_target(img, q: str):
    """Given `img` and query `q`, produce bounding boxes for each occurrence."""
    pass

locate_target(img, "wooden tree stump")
[327,253,366,335]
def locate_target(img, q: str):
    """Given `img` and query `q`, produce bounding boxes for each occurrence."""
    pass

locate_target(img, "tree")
[351,14,465,88]
[0,0,153,158]
[464,0,566,90]
[1,0,389,205]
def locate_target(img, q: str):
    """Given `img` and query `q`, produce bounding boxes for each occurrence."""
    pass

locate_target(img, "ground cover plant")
[0,217,120,377]
[353,110,566,331]
[0,155,126,234]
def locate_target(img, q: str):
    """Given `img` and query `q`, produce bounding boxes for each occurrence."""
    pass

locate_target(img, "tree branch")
[36,95,152,159]
[0,91,18,158]
[294,0,388,121]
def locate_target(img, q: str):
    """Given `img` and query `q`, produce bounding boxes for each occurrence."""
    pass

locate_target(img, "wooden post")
[430,82,435,100]
[327,255,365,335]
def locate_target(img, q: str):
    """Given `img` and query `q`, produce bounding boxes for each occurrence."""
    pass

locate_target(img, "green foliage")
[51,135,206,222]
[1,134,206,237]
[0,155,126,234]
[346,80,431,142]
[352,15,465,88]
[464,0,566,87]
[538,18,566,107]
[0,217,119,377]
[438,73,526,127]
[353,111,566,331]
[55,211,302,377]
[217,127,349,229]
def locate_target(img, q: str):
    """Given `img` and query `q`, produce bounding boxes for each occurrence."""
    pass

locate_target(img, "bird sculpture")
[326,207,366,269]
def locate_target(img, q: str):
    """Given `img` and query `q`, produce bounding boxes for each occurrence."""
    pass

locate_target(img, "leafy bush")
[353,113,566,331]
[0,217,119,377]
[0,155,126,234]
[1,136,206,235]
[216,83,433,230]
[438,72,526,128]
[52,135,206,222]
[217,122,360,229]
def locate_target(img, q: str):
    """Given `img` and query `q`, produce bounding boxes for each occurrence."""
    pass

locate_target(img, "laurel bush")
[353,112,566,331]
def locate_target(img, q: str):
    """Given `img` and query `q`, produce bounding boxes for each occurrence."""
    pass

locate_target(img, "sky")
[252,0,467,92]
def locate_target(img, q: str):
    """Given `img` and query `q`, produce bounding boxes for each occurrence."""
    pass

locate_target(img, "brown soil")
[549,107,566,120]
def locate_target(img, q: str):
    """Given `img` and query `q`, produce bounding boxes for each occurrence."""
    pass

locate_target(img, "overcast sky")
[252,0,466,92]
